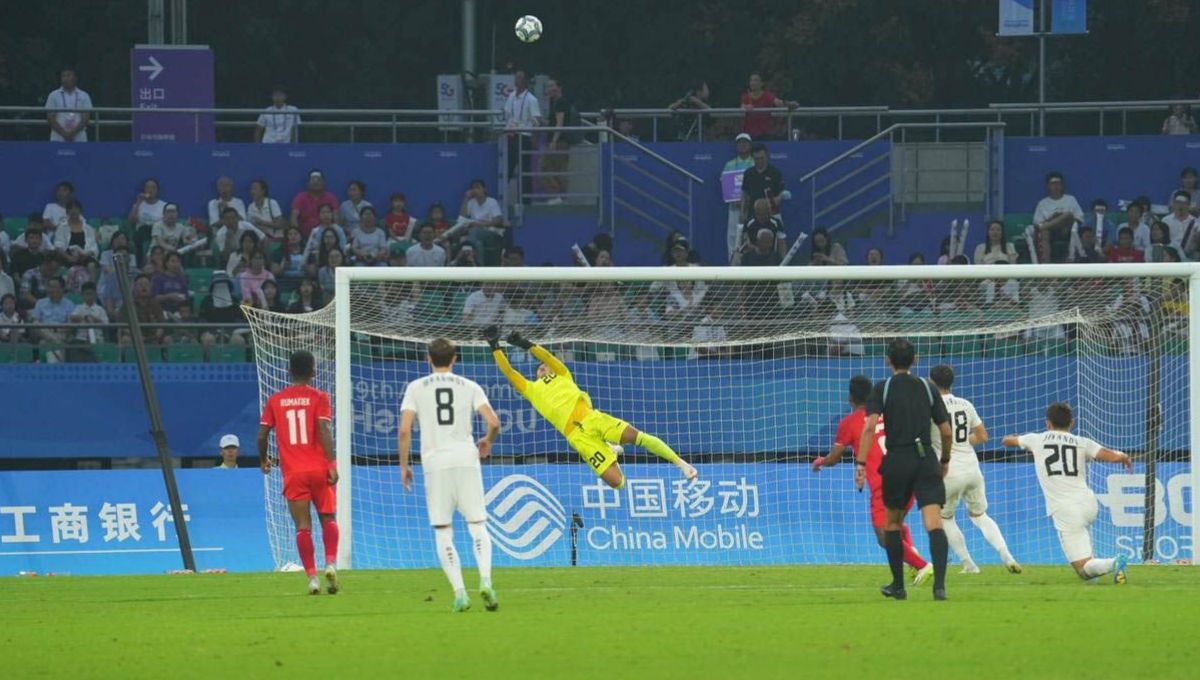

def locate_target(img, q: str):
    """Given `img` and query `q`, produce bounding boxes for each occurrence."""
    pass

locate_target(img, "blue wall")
[2,134,1197,266]
[1,356,1187,460]
[0,142,497,229]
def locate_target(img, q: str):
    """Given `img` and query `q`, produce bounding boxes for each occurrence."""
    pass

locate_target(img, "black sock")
[884,530,905,588]
[929,528,949,590]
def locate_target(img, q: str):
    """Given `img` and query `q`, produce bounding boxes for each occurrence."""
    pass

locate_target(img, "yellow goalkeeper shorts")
[565,409,628,475]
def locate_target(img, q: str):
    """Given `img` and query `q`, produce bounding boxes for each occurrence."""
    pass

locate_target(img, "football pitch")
[4,565,1196,679]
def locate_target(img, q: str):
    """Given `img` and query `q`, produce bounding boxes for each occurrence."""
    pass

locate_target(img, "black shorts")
[879,449,945,510]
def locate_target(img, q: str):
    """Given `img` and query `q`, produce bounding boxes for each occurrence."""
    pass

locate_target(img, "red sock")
[901,525,928,569]
[321,519,340,565]
[296,529,317,577]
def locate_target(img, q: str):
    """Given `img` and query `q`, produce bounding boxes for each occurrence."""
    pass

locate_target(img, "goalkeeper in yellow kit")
[485,326,698,489]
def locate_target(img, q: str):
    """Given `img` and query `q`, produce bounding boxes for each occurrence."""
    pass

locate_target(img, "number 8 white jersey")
[400,372,491,471]
[930,392,982,473]
[1017,431,1103,516]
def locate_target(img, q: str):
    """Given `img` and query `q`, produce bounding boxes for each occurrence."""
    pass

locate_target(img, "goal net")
[244,265,1198,571]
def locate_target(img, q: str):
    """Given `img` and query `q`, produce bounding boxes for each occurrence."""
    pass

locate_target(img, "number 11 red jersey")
[260,384,333,478]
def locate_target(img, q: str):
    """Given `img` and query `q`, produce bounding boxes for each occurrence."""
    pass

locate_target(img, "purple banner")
[130,45,215,143]
[721,169,744,203]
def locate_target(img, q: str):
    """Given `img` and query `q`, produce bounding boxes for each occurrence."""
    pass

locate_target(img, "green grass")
[3,565,1197,679]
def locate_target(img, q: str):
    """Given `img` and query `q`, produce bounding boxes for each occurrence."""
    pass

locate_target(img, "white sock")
[434,526,465,593]
[943,517,974,565]
[1082,558,1115,578]
[467,521,493,584]
[970,513,1013,562]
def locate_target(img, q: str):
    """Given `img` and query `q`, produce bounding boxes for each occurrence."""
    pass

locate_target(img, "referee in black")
[856,338,954,601]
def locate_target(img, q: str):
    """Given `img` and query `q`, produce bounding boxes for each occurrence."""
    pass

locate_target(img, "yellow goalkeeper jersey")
[492,345,591,434]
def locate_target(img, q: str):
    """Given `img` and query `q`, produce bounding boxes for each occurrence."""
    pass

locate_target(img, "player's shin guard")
[883,530,905,588]
[434,526,466,593]
[942,518,973,565]
[467,521,493,583]
[635,432,681,465]
[296,529,317,577]
[970,513,1013,562]
[928,528,949,590]
[900,525,928,569]
[320,519,340,565]
[1082,558,1115,578]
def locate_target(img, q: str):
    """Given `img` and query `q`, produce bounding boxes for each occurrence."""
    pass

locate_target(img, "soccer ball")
[514,15,543,43]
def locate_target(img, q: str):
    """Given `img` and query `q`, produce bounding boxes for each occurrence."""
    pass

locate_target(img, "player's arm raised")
[398,410,416,491]
[484,325,529,392]
[1096,447,1134,471]
[512,331,571,378]
[478,403,501,459]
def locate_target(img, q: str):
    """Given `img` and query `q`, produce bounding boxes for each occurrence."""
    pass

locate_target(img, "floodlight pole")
[115,253,196,571]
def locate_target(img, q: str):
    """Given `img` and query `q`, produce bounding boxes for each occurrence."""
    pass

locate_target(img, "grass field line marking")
[0,547,224,556]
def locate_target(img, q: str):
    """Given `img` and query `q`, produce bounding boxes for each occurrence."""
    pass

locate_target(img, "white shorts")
[424,466,487,526]
[1051,497,1099,563]
[941,468,988,518]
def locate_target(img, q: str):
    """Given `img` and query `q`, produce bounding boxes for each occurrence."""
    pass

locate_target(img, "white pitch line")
[0,547,224,556]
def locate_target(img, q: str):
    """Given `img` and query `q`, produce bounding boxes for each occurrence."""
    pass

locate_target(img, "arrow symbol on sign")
[139,56,164,81]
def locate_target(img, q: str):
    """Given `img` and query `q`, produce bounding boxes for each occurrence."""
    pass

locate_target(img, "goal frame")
[334,263,1200,569]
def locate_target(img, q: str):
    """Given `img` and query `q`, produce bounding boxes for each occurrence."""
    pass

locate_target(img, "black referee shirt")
[866,373,949,453]
[741,164,784,207]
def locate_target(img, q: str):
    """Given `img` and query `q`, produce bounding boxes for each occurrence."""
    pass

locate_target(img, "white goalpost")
[244,264,1200,572]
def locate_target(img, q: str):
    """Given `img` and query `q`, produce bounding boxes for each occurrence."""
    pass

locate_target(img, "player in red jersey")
[812,375,932,586]
[257,350,340,595]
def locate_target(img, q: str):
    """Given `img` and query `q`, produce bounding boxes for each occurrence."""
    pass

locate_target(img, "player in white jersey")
[928,365,1021,574]
[399,337,502,612]
[1003,401,1133,583]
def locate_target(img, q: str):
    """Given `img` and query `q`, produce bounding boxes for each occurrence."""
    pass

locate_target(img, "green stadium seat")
[0,344,34,363]
[65,293,83,306]
[460,346,492,363]
[167,344,205,362]
[210,344,246,363]
[1003,213,1033,242]
[188,268,213,295]
[144,345,168,363]
[92,343,120,363]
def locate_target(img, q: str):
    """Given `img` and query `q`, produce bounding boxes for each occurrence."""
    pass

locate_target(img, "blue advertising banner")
[130,45,215,142]
[998,0,1035,36]
[1,464,1189,575]
[358,462,1193,569]
[0,470,272,575]
[1051,0,1087,34]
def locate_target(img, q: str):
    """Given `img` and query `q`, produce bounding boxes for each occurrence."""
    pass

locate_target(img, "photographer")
[667,79,711,141]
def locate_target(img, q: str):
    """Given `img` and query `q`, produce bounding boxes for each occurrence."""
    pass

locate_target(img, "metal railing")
[5,98,1199,143]
[797,122,1006,237]
[0,106,503,143]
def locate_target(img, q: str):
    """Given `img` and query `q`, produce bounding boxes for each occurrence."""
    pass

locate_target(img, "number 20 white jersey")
[400,372,491,471]
[1017,431,1103,517]
[930,393,982,474]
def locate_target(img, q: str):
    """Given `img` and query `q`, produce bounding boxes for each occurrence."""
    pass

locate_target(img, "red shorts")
[867,468,914,528]
[283,469,336,515]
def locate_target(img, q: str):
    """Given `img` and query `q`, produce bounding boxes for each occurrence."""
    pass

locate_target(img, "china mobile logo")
[485,475,566,560]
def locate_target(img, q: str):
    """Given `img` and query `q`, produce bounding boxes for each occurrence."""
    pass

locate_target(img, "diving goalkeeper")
[485,326,698,489]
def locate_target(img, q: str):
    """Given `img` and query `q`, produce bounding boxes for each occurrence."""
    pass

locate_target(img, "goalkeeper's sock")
[942,517,974,565]
[900,525,928,569]
[467,521,493,583]
[970,513,1013,563]
[320,519,340,565]
[883,530,905,588]
[928,528,949,591]
[635,431,681,465]
[296,529,317,578]
[435,526,466,593]
[1082,558,1115,578]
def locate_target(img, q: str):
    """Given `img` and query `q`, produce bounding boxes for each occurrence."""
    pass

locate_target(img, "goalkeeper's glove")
[482,325,501,351]
[506,331,534,350]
